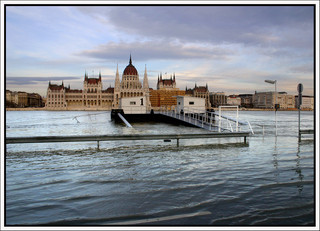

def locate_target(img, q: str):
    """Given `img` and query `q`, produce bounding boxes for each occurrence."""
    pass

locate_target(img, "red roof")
[123,64,138,76]
[123,56,138,76]
[103,87,114,93]
[66,89,82,93]
[160,79,175,85]
[49,84,64,91]
[86,78,100,84]
[194,87,208,93]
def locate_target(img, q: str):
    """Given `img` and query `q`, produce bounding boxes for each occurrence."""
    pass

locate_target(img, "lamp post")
[265,80,277,136]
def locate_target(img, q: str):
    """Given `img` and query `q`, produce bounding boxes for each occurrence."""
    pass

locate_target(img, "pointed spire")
[129,54,132,65]
[173,73,175,82]
[160,73,162,81]
[206,83,208,90]
[115,63,120,90]
[62,81,64,86]
[99,70,102,81]
[49,81,51,86]
[143,64,149,90]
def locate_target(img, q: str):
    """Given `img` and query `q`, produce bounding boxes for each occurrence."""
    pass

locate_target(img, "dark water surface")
[5,110,315,226]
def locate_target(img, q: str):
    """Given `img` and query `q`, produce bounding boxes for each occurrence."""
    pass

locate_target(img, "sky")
[4,3,316,97]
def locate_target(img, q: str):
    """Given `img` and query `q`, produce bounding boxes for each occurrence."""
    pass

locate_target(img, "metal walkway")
[157,110,222,132]
[157,106,254,134]
[6,132,250,148]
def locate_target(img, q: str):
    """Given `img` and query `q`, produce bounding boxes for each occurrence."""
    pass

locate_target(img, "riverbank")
[5,107,314,112]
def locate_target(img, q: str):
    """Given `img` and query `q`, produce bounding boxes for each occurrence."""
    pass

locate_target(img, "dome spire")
[129,54,132,65]
[143,64,149,90]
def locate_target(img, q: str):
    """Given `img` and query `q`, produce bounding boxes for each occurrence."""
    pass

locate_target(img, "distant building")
[45,56,149,110]
[45,73,114,110]
[238,94,253,108]
[113,56,150,110]
[227,95,241,106]
[150,73,185,110]
[157,73,176,90]
[185,83,210,109]
[28,93,43,107]
[6,90,43,108]
[295,95,314,110]
[253,91,296,109]
[209,92,227,107]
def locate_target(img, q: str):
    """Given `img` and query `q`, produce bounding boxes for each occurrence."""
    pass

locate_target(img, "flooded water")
[5,110,315,226]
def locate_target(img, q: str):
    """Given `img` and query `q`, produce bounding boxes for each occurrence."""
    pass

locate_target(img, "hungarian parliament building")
[45,56,210,110]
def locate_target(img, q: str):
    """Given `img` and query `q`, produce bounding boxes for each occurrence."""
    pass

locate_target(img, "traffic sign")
[297,83,303,93]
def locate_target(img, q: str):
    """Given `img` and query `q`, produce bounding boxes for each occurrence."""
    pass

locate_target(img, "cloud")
[78,41,235,61]
[80,6,313,47]
[6,77,80,85]
[290,64,314,74]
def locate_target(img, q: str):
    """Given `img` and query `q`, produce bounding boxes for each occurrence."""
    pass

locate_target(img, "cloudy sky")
[5,3,315,96]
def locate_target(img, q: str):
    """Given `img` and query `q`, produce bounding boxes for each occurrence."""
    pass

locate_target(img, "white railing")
[159,106,221,132]
[159,105,254,134]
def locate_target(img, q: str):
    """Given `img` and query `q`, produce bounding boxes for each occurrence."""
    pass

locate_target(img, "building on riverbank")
[45,73,114,110]
[295,95,314,110]
[149,73,185,110]
[6,90,43,108]
[209,92,227,108]
[45,56,149,111]
[185,84,210,109]
[253,91,296,109]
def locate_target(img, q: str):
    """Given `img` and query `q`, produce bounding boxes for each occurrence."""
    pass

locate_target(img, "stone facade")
[227,95,241,106]
[253,91,296,109]
[112,56,150,110]
[150,73,185,109]
[209,92,227,107]
[45,72,114,110]
[45,56,149,111]
[6,90,43,108]
[295,95,314,110]
[185,84,210,109]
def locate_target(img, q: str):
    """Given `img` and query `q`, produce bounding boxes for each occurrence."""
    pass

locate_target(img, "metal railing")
[159,105,254,134]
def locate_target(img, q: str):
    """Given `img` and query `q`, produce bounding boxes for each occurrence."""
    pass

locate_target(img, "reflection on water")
[5,110,315,226]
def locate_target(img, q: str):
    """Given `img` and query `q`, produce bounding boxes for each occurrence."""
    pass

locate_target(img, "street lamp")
[265,79,278,136]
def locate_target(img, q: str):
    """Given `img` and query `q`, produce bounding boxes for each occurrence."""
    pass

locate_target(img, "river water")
[5,110,315,227]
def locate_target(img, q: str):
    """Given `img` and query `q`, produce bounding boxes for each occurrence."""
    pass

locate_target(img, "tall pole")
[298,98,301,142]
[275,81,277,136]
[265,79,278,136]
[297,83,303,142]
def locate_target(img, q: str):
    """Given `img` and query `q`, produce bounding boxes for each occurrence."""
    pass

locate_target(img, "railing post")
[236,106,239,132]
[219,107,221,132]
[177,138,180,147]
[202,114,204,127]
[97,141,100,150]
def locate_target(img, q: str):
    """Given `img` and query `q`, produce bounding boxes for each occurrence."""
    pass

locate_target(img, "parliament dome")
[123,55,138,76]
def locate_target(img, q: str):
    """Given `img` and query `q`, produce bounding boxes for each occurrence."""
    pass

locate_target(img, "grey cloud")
[290,64,314,74]
[77,41,234,61]
[79,6,313,47]
[6,77,80,85]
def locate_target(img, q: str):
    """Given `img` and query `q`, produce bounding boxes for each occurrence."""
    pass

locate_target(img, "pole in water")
[297,83,303,142]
